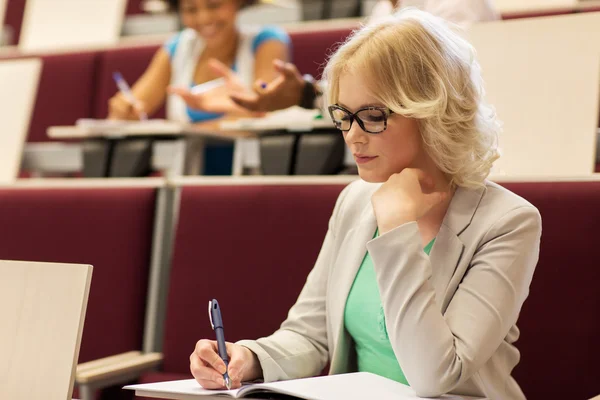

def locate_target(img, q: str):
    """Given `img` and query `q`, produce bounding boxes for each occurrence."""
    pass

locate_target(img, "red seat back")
[161,183,346,374]
[0,186,157,362]
[3,0,26,45]
[501,181,600,400]
[92,44,164,119]
[289,28,354,80]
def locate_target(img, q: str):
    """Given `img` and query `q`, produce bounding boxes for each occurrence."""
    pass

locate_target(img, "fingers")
[190,352,226,389]
[108,95,134,120]
[108,94,146,120]
[230,92,261,112]
[195,340,227,374]
[226,344,248,386]
[273,59,301,79]
[167,85,203,108]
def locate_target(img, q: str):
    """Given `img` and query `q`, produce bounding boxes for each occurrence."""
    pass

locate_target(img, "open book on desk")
[123,372,482,400]
[219,107,334,133]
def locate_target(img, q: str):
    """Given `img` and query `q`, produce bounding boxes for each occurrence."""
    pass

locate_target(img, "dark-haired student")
[108,0,291,173]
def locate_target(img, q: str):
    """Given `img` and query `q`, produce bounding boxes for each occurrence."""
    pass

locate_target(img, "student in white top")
[188,9,540,400]
[107,0,291,123]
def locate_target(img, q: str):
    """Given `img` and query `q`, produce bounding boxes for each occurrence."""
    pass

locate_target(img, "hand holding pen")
[189,299,263,389]
[108,71,148,120]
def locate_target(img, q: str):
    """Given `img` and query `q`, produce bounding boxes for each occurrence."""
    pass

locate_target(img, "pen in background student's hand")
[112,71,148,120]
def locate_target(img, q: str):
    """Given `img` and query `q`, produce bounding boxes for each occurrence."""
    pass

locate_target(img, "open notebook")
[124,372,481,400]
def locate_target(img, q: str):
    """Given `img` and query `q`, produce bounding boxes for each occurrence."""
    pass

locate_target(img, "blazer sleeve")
[237,182,353,382]
[366,205,541,397]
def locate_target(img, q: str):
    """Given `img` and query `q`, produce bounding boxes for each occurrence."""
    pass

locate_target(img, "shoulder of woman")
[251,25,291,53]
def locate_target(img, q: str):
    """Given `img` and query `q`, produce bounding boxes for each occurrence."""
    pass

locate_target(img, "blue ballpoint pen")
[112,71,148,120]
[209,299,232,390]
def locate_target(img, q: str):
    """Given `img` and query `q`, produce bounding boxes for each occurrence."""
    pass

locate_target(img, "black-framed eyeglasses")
[328,104,394,134]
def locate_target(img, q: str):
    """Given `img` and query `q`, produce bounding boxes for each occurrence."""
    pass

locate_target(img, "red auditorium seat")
[126,0,147,15]
[92,44,164,119]
[0,185,157,364]
[289,27,354,80]
[3,0,26,45]
[136,183,346,394]
[132,179,599,400]
[501,181,600,400]
[0,50,99,143]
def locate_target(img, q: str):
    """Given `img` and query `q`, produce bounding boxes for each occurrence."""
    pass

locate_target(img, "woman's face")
[336,70,424,183]
[179,0,240,47]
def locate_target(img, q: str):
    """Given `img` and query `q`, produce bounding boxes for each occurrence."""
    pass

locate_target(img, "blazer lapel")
[428,226,465,311]
[429,184,486,310]
[328,203,378,373]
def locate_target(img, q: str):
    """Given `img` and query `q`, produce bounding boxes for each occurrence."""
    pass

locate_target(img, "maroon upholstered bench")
[0,184,157,363]
[289,27,354,79]
[3,0,26,45]
[0,50,99,143]
[137,182,347,392]
[135,179,600,400]
[126,0,147,15]
[92,44,164,119]
[500,180,600,400]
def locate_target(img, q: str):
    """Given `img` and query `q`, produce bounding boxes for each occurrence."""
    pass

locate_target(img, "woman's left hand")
[371,168,451,234]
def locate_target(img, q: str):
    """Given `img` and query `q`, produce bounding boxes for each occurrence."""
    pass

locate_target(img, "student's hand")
[371,168,451,234]
[190,340,261,389]
[168,59,263,117]
[107,93,146,120]
[230,59,305,112]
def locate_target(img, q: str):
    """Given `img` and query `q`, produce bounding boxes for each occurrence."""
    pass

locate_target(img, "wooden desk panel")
[468,12,600,176]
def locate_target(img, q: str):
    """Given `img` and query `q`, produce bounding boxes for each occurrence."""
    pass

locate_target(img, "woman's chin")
[357,168,387,183]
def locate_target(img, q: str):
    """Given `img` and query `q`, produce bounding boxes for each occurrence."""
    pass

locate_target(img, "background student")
[108,0,291,174]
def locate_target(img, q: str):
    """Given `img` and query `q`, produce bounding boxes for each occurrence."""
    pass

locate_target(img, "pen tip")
[224,376,232,390]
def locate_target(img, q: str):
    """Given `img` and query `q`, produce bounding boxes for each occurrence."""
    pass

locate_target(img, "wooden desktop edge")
[76,351,163,384]
[47,121,256,140]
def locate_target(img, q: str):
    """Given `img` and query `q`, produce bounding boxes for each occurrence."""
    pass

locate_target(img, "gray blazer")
[239,179,541,400]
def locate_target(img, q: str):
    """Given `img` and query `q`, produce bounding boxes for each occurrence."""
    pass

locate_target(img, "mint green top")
[344,230,435,385]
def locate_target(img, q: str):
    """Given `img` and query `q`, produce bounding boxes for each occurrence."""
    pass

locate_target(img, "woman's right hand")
[190,339,262,389]
[107,93,146,120]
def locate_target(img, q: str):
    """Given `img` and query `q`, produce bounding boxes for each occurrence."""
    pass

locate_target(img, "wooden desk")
[467,12,600,176]
[493,0,578,15]
[0,58,42,183]
[48,120,255,177]
[19,0,127,52]
[0,260,92,400]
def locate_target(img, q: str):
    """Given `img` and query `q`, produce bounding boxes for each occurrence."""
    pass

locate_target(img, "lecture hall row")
[0,175,598,400]
[1,1,599,146]
[1,2,600,400]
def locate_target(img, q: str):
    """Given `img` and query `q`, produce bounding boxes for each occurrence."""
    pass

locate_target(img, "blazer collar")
[442,183,486,236]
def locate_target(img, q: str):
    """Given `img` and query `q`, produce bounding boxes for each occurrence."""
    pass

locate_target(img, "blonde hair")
[323,8,500,188]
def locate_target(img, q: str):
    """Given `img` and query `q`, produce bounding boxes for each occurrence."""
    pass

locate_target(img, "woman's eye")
[364,115,384,122]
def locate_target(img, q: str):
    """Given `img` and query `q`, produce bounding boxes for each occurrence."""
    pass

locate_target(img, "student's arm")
[251,26,291,84]
[252,39,290,84]
[236,182,354,382]
[108,48,171,120]
[368,206,541,397]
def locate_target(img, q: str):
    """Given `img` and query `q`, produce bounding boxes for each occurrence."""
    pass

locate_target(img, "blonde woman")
[189,9,541,399]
